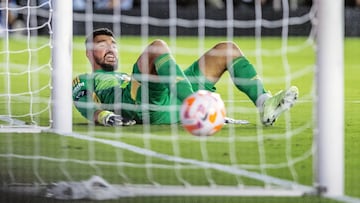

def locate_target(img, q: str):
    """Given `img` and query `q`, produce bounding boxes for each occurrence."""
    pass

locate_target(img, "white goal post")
[315,0,344,197]
[51,0,73,133]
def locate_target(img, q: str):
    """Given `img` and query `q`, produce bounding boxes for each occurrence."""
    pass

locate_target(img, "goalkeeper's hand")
[97,110,136,126]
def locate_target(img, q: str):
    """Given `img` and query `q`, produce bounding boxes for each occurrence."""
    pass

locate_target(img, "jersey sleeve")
[72,74,101,122]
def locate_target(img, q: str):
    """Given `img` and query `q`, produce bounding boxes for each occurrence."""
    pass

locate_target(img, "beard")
[99,62,117,71]
[94,53,118,71]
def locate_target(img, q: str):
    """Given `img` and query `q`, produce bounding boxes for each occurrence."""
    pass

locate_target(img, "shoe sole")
[263,86,299,126]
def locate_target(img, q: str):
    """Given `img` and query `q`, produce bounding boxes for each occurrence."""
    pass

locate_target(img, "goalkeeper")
[72,28,298,126]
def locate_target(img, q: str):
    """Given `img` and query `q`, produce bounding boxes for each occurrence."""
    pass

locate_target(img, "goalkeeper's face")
[90,35,119,71]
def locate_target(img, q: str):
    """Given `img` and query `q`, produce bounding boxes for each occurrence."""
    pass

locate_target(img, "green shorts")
[121,61,216,124]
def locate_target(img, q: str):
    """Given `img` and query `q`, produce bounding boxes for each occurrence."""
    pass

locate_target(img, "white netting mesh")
[1,0,321,200]
[0,0,52,130]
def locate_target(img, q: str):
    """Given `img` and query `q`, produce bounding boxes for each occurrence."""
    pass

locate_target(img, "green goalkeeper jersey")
[72,69,132,122]
[72,67,183,125]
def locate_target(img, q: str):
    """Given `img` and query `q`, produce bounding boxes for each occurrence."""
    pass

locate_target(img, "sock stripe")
[155,53,174,72]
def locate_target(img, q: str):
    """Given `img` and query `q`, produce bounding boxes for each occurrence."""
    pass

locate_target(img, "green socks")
[154,53,194,101]
[228,57,267,104]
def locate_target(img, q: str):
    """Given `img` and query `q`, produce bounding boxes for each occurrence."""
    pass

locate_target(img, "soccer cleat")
[260,86,299,126]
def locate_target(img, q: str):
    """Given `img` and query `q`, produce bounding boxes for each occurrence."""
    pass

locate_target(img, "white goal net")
[0,0,347,201]
[0,0,53,132]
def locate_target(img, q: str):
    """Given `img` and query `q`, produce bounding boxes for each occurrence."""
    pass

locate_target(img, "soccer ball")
[180,90,226,136]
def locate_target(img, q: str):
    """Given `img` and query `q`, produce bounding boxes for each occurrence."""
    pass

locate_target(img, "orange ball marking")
[186,96,196,106]
[208,112,217,123]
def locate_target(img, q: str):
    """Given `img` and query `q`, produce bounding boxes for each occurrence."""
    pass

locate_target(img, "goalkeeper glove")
[97,110,136,126]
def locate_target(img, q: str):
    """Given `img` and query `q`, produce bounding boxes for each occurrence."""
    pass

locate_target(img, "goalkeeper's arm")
[73,75,135,127]
[94,110,136,126]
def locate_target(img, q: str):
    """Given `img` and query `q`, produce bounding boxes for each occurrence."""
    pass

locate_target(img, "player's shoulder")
[73,73,91,83]
[74,72,91,79]
[72,73,92,90]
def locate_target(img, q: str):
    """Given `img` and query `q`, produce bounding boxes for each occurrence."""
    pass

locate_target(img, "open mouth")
[105,54,116,62]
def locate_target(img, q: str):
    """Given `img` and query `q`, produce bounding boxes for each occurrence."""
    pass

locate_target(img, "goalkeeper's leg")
[192,41,298,125]
[136,39,194,101]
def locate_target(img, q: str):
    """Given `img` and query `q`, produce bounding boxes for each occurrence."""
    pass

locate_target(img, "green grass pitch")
[0,36,359,203]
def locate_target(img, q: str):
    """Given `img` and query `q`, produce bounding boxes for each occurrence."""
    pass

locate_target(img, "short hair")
[85,28,115,49]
